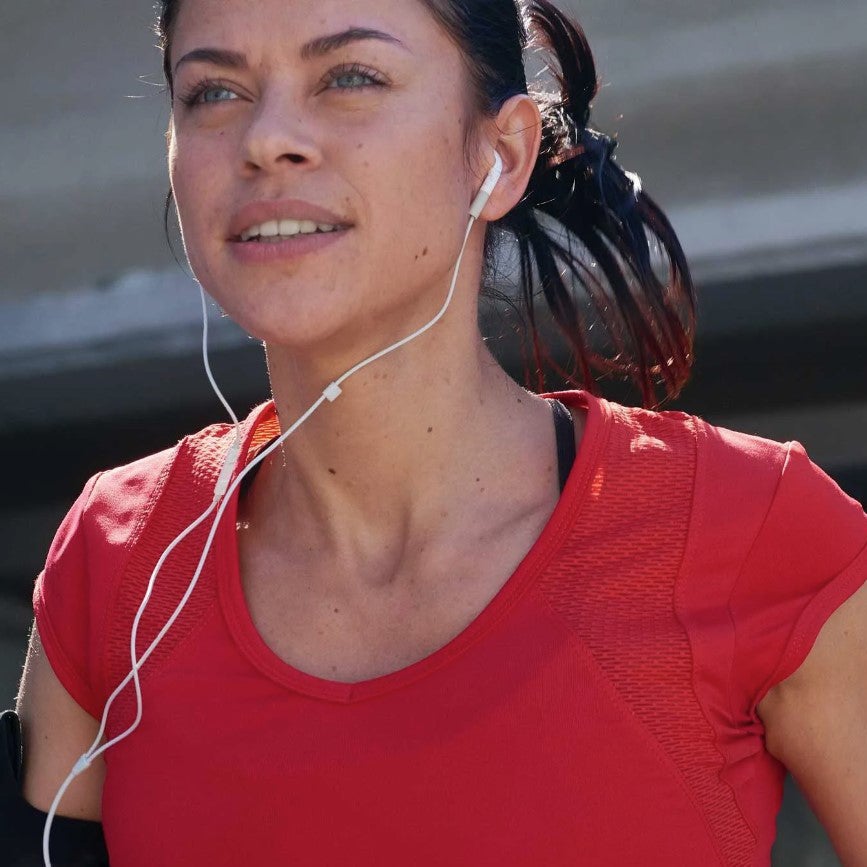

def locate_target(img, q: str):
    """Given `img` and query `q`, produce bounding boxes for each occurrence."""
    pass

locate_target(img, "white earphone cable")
[42,153,500,865]
[199,282,242,429]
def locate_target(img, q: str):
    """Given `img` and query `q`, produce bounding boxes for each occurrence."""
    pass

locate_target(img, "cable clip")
[323,382,342,402]
[72,753,92,777]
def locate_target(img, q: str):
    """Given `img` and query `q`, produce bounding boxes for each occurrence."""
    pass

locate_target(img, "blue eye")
[331,72,373,89]
[200,86,235,103]
[177,79,237,107]
[176,63,387,109]
[325,64,387,91]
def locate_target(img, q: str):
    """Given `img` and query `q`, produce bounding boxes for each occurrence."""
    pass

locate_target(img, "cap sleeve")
[32,472,106,719]
[729,440,867,719]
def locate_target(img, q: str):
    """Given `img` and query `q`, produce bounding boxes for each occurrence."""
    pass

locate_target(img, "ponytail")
[492,0,696,409]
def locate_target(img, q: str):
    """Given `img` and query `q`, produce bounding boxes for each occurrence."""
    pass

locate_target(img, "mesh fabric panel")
[103,424,234,738]
[538,401,756,866]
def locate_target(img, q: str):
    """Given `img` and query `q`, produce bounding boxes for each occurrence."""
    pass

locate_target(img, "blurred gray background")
[2,1,865,864]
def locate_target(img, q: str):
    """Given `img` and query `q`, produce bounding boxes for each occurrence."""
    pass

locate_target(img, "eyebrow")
[173,27,409,76]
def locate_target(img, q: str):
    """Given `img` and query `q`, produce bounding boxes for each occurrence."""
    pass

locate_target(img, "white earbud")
[469,151,503,219]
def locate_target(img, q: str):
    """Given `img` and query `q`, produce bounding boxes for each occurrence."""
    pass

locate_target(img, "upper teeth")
[240,220,339,241]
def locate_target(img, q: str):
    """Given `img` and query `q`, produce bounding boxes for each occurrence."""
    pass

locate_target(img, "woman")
[7,0,867,864]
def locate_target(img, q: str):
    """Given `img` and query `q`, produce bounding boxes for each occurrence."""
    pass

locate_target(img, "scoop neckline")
[216,388,610,703]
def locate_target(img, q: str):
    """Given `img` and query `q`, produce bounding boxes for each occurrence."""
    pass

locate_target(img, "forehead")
[171,0,439,59]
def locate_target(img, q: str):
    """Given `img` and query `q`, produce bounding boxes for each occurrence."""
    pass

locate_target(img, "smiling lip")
[228,227,350,264]
[228,198,352,240]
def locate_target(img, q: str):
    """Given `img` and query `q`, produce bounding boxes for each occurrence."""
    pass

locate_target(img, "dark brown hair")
[154,0,696,409]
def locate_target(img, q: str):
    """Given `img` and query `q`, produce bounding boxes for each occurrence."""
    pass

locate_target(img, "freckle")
[356,142,363,149]
[517,398,523,403]
[480,487,485,492]
[328,467,336,475]
[333,607,340,613]
[440,510,448,518]
[475,477,480,483]
[422,247,428,256]
[331,665,338,672]
[427,426,433,433]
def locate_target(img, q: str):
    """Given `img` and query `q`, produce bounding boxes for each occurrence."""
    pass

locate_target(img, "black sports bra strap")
[547,398,577,494]
[240,436,278,499]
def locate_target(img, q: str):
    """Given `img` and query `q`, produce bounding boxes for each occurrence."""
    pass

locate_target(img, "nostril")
[288,154,305,164]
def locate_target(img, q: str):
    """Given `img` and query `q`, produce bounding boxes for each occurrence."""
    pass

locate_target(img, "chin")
[226,301,367,356]
[233,311,349,347]
[198,258,426,358]
[197,262,355,337]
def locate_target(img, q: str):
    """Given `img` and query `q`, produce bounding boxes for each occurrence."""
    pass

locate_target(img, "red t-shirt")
[33,389,867,866]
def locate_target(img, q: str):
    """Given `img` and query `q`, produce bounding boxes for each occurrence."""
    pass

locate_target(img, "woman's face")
[167,0,486,358]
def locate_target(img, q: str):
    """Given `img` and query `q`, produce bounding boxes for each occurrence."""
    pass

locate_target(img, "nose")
[240,86,323,174]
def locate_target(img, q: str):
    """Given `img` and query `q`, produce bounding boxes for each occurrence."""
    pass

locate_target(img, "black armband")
[0,709,109,866]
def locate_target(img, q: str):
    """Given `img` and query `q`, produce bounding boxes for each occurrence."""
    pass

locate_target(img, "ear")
[475,94,542,222]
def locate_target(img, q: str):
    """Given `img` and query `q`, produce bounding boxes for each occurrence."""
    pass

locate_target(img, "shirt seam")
[725,438,794,729]
[674,416,762,849]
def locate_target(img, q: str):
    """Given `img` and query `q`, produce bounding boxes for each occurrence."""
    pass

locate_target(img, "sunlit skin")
[166,0,583,624]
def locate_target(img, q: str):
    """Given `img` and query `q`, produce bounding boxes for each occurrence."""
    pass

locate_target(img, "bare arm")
[757,578,867,867]
[14,620,106,821]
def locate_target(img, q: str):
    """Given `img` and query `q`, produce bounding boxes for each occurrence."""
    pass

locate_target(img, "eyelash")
[176,63,388,107]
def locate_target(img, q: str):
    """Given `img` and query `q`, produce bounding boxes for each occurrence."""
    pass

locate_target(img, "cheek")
[359,120,469,223]
[169,151,199,232]
[169,134,226,225]
[381,142,471,262]
[167,150,225,285]
[173,185,224,281]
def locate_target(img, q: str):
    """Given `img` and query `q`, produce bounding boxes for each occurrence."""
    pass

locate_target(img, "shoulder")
[83,420,239,543]
[619,398,788,463]
[607,397,799,494]
[596,394,790,483]
[32,417,252,717]
[593,397,821,555]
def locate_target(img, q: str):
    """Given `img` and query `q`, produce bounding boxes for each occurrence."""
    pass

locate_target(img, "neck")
[248,325,557,580]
